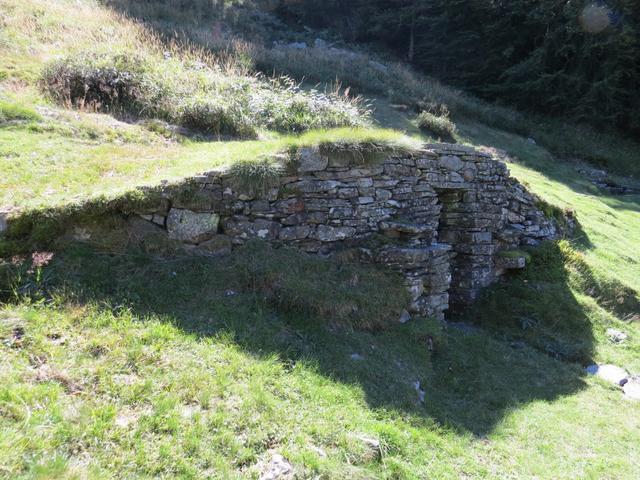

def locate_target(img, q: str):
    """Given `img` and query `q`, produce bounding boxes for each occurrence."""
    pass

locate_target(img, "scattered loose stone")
[606,328,628,343]
[72,227,91,241]
[197,235,232,256]
[585,364,629,386]
[180,404,201,419]
[399,309,411,323]
[259,453,293,480]
[350,353,364,361]
[112,373,139,386]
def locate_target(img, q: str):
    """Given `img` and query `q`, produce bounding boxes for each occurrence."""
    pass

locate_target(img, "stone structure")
[135,143,557,320]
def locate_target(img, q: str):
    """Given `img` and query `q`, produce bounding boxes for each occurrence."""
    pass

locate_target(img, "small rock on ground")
[623,379,640,401]
[586,364,628,386]
[606,328,628,343]
[353,434,381,461]
[259,454,293,480]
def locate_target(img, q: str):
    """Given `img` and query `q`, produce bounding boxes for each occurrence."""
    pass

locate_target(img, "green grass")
[2,0,640,477]
[1,238,639,479]
[0,105,410,212]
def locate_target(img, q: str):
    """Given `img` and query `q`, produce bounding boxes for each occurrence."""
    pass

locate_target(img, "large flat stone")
[586,364,628,386]
[314,225,356,241]
[377,244,452,267]
[223,218,281,240]
[297,148,328,172]
[167,209,220,243]
[438,155,464,172]
[379,220,434,235]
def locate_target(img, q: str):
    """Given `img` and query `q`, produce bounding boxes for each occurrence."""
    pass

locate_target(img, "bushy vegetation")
[228,156,285,196]
[415,110,456,141]
[42,50,368,137]
[0,99,41,123]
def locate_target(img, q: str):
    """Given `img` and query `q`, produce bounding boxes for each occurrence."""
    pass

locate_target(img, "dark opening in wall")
[435,188,494,310]
[435,189,464,309]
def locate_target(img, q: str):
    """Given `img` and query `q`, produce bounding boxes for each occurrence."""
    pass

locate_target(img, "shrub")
[41,53,147,114]
[180,99,257,138]
[415,111,457,141]
[0,99,41,123]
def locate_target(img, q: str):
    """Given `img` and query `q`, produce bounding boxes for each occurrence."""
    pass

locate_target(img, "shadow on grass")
[600,193,640,214]
[30,238,596,436]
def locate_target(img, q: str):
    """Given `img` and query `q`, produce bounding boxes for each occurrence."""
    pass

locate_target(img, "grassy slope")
[0,94,408,214]
[1,0,640,478]
[1,245,639,479]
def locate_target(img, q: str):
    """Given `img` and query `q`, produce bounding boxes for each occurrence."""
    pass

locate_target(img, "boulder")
[438,155,464,172]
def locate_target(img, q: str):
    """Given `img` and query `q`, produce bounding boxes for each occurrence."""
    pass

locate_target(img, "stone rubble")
[135,143,558,319]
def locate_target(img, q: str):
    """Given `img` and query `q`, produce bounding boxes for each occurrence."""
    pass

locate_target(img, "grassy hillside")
[1,0,640,478]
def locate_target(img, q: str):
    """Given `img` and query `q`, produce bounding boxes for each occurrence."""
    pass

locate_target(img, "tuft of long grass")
[415,111,457,141]
[228,157,285,196]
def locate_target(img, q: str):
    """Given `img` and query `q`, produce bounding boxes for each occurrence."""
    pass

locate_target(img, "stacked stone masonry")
[137,143,557,320]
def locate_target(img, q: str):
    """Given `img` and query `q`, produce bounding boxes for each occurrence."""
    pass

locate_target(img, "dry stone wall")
[135,143,557,320]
